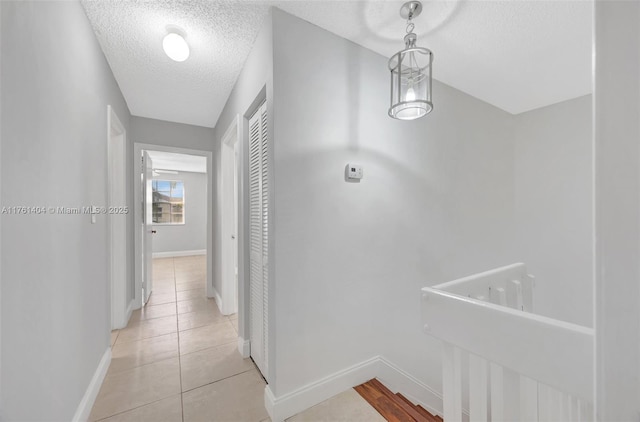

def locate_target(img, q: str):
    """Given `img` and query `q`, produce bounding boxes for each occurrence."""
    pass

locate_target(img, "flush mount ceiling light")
[388,1,434,120]
[163,30,189,62]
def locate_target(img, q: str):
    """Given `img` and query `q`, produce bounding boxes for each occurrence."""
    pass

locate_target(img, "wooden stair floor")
[354,379,442,422]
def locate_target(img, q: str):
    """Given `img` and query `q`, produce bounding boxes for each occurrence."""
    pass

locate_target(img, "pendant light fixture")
[388,1,433,120]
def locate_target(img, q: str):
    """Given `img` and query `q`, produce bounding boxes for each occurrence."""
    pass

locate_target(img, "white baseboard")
[265,356,379,422]
[264,356,445,422]
[72,348,111,422]
[152,249,206,259]
[211,286,223,306]
[125,299,134,326]
[238,336,250,358]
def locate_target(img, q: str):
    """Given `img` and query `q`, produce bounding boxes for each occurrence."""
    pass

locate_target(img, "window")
[152,180,184,224]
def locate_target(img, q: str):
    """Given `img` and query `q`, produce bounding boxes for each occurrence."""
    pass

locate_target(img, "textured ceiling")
[82,1,592,128]
[147,150,207,173]
[82,0,271,127]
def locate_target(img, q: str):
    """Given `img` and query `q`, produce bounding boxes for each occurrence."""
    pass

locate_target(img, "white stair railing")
[422,263,594,422]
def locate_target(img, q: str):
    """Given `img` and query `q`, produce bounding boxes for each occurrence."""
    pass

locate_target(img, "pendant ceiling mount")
[400,1,423,20]
[388,1,434,120]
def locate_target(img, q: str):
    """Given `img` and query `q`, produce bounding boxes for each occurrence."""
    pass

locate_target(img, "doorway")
[133,143,214,309]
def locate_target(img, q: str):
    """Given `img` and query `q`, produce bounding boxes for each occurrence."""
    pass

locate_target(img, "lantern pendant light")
[388,1,434,120]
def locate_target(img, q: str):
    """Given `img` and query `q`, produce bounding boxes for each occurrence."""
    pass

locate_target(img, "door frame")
[107,106,130,329]
[133,143,214,308]
[220,116,240,315]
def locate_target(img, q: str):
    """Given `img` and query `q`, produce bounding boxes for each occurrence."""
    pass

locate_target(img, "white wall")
[152,171,207,255]
[594,1,640,419]
[0,1,131,419]
[270,9,518,397]
[514,95,593,327]
[213,10,273,343]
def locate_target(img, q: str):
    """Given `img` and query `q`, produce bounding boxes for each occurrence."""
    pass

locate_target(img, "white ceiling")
[146,150,207,173]
[82,1,592,128]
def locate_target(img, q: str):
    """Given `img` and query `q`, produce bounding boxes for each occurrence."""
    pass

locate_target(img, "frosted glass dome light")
[163,32,190,62]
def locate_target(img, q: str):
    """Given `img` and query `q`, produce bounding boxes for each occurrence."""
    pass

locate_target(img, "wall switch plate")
[346,163,363,180]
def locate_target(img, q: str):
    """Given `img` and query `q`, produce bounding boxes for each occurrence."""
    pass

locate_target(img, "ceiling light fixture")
[163,30,189,62]
[154,169,179,174]
[388,1,433,120]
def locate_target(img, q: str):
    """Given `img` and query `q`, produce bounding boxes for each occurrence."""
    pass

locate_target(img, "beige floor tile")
[179,321,237,355]
[180,342,255,392]
[230,317,238,333]
[182,369,268,422]
[177,297,219,315]
[176,281,204,292]
[89,358,181,421]
[176,288,207,302]
[116,315,177,344]
[152,268,175,276]
[147,291,177,306]
[152,271,175,279]
[109,333,179,374]
[286,389,386,422]
[178,310,228,332]
[97,394,182,422]
[110,330,119,347]
[153,276,176,286]
[130,303,177,323]
[229,313,238,320]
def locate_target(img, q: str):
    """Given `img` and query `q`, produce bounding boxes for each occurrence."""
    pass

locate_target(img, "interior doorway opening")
[134,143,214,309]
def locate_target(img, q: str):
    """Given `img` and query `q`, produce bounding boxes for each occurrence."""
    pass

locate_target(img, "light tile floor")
[286,389,386,422]
[90,256,269,422]
[91,256,381,422]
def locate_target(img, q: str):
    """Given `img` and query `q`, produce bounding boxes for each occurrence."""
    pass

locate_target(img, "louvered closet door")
[249,102,269,379]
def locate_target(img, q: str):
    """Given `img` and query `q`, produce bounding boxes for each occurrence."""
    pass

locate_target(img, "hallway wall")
[0,1,131,420]
[269,9,518,398]
[514,95,593,327]
[131,116,215,152]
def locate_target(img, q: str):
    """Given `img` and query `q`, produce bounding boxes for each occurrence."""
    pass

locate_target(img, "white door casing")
[142,151,154,304]
[222,116,240,315]
[107,105,129,329]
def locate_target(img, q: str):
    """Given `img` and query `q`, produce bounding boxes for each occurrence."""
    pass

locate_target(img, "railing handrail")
[421,286,594,401]
[434,263,528,291]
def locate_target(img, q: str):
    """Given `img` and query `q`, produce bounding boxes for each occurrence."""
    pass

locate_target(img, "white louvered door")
[249,102,269,379]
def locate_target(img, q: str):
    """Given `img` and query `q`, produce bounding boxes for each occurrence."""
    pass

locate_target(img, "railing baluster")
[469,354,488,421]
[503,369,520,421]
[538,383,549,421]
[490,363,504,421]
[442,342,462,421]
[519,376,538,421]
[497,287,507,306]
[511,280,523,311]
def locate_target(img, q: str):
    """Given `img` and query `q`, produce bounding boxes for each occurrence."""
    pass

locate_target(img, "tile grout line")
[180,367,257,394]
[173,257,186,422]
[93,395,182,422]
